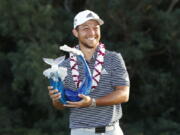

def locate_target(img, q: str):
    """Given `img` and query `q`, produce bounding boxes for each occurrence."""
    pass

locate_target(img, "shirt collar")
[76,44,99,62]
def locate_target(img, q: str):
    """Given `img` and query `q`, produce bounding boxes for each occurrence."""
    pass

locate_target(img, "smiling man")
[48,10,130,135]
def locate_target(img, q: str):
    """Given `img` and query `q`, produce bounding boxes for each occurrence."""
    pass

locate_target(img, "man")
[48,10,130,135]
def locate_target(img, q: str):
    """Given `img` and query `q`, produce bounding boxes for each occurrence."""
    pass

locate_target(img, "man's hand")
[48,86,65,109]
[48,86,61,102]
[64,94,92,108]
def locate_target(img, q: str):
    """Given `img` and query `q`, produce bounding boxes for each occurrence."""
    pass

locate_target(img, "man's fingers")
[66,101,79,104]
[49,89,59,95]
[78,94,85,98]
[48,86,53,90]
[64,101,80,108]
[50,93,61,100]
[64,104,78,108]
[47,86,62,102]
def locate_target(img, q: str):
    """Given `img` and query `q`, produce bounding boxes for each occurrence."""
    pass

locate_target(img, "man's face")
[73,20,101,49]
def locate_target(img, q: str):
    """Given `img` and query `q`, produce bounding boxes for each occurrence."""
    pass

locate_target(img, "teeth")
[88,38,95,40]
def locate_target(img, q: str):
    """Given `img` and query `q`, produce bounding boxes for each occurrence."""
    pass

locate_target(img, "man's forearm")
[52,101,65,110]
[96,86,130,106]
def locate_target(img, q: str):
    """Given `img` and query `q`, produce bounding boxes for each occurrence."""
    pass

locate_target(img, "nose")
[88,28,96,36]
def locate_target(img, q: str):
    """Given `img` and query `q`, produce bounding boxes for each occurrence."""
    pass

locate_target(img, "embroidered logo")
[86,13,94,18]
[101,68,108,75]
[74,19,77,25]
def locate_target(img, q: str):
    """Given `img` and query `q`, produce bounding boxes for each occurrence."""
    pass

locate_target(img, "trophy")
[43,45,92,104]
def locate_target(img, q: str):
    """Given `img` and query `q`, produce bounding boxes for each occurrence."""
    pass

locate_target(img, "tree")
[0,0,180,135]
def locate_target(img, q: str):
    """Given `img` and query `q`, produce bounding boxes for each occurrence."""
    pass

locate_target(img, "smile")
[87,37,96,40]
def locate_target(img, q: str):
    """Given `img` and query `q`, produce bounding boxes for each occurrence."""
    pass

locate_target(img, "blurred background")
[0,0,180,135]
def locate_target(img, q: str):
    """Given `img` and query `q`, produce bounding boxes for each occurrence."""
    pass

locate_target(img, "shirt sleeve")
[111,52,130,87]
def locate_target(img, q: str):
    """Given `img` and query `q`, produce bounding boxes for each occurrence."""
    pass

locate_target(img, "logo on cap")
[74,19,77,26]
[86,13,94,18]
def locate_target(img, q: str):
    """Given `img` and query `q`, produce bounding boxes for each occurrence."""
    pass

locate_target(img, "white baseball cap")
[73,10,104,29]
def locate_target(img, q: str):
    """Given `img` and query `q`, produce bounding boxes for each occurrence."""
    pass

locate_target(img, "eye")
[83,27,89,31]
[94,26,99,31]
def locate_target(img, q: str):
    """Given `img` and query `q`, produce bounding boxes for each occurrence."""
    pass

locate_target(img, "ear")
[72,29,78,38]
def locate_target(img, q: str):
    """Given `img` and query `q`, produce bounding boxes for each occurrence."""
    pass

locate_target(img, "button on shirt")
[61,50,130,129]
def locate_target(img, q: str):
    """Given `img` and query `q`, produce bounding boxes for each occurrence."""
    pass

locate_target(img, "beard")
[79,40,99,49]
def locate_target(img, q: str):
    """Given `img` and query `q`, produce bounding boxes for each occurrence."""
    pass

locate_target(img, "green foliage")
[124,118,180,135]
[0,0,180,135]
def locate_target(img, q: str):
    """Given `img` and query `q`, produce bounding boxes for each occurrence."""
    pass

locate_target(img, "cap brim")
[96,18,104,25]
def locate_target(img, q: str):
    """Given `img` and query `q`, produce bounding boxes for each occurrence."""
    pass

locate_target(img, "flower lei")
[70,43,105,90]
